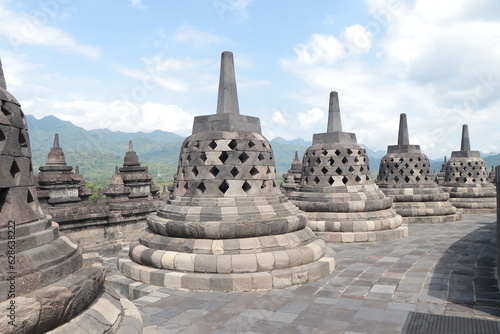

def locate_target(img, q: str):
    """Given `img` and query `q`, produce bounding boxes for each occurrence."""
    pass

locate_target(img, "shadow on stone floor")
[429,219,500,317]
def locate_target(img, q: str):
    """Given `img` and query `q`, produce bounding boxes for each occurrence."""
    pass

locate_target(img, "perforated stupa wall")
[117,51,335,292]
[441,125,496,213]
[289,91,407,243]
[376,114,460,223]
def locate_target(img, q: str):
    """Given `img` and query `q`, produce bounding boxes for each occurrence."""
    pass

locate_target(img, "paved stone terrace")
[103,214,499,333]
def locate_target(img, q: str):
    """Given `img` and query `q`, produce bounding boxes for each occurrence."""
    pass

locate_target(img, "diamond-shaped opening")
[219,151,229,163]
[480,178,484,182]
[394,163,399,168]
[455,177,460,182]
[10,160,20,185]
[467,162,472,166]
[472,178,476,183]
[418,157,422,161]
[404,163,409,168]
[266,166,271,174]
[0,128,5,142]
[0,188,8,212]
[463,178,467,182]
[242,181,252,192]
[410,169,415,175]
[218,180,230,193]
[335,149,341,156]
[230,167,239,177]
[248,140,255,148]
[475,161,479,165]
[342,176,349,184]
[328,157,335,166]
[409,157,414,162]
[347,148,353,155]
[354,156,359,163]
[183,141,189,148]
[186,154,192,162]
[192,166,199,176]
[322,149,328,156]
[29,163,33,172]
[228,139,237,150]
[27,189,36,211]
[363,157,367,162]
[200,152,207,163]
[394,176,400,182]
[404,176,410,183]
[250,167,259,176]
[197,182,206,193]
[459,162,464,166]
[311,151,316,156]
[360,166,364,172]
[424,176,429,181]
[269,153,274,161]
[335,167,343,175]
[414,164,419,168]
[472,166,476,170]
[328,176,334,185]
[309,167,315,174]
[208,140,218,150]
[184,182,189,190]
[342,156,348,164]
[348,166,355,173]
[399,157,404,163]
[419,169,424,174]
[384,176,389,182]
[272,181,277,188]
[365,175,369,180]
[303,177,308,185]
[468,172,472,177]
[315,157,321,164]
[209,166,219,177]
[313,176,320,184]
[258,153,265,161]
[262,142,267,148]
[321,167,328,175]
[194,141,200,148]
[390,169,394,174]
[261,181,266,189]
[399,169,404,175]
[355,175,361,182]
[415,176,421,182]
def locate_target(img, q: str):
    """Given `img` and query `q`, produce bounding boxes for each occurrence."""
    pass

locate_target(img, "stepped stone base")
[117,247,336,292]
[403,213,462,224]
[313,225,408,243]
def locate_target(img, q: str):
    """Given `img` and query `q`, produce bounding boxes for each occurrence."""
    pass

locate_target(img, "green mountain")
[26,115,499,188]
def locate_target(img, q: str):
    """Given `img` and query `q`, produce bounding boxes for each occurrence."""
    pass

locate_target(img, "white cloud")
[0,1,100,58]
[278,0,500,157]
[214,0,253,20]
[129,0,147,10]
[173,23,229,48]
[29,98,197,135]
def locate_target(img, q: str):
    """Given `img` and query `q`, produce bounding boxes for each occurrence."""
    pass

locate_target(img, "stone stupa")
[0,58,142,333]
[441,125,496,213]
[280,151,303,197]
[288,91,407,242]
[117,51,335,292]
[436,156,447,184]
[376,113,461,223]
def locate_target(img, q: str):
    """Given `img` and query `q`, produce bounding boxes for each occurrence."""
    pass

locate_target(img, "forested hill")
[26,115,499,187]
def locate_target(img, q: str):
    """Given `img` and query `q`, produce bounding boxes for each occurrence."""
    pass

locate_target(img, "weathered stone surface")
[376,113,461,223]
[289,92,406,241]
[118,51,335,291]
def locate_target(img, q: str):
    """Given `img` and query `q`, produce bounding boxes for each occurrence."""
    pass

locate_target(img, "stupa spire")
[53,133,60,148]
[327,91,342,133]
[216,51,240,115]
[0,57,6,90]
[460,124,471,151]
[128,140,134,152]
[397,113,409,146]
[294,151,299,161]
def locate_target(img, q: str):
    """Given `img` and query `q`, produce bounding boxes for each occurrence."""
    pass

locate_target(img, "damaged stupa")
[280,151,303,197]
[117,51,335,292]
[441,125,496,213]
[376,113,461,223]
[288,92,407,242]
[0,59,142,333]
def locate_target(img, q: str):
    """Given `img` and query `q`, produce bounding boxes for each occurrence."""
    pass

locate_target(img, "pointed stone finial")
[460,124,471,151]
[53,133,60,149]
[0,58,6,90]
[115,166,119,174]
[128,140,134,152]
[75,165,80,174]
[327,91,342,133]
[397,113,409,146]
[294,151,299,161]
[444,156,447,162]
[216,51,240,115]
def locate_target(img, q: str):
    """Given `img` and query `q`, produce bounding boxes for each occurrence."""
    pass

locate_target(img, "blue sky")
[1,0,499,159]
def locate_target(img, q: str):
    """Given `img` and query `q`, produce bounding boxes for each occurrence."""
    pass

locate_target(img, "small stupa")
[117,51,335,291]
[441,125,496,213]
[488,166,497,185]
[376,113,461,223]
[436,156,447,184]
[37,133,93,205]
[280,151,303,196]
[289,92,407,242]
[0,58,142,333]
